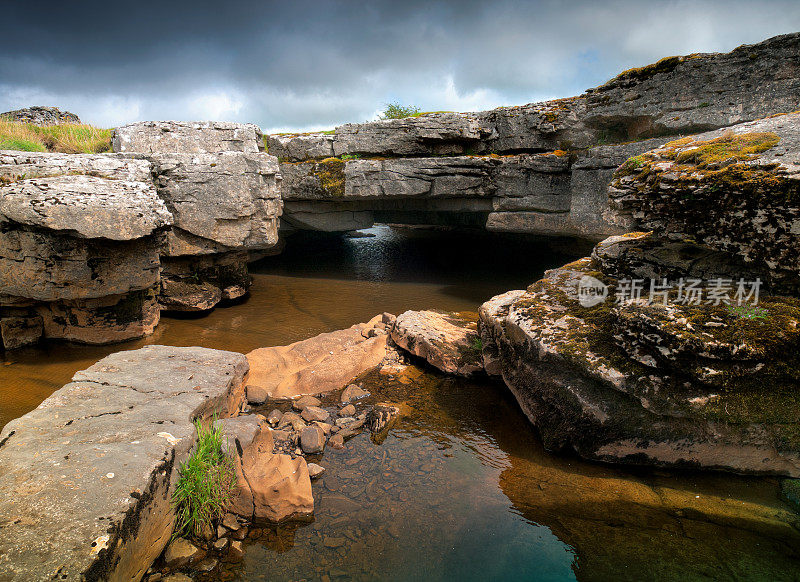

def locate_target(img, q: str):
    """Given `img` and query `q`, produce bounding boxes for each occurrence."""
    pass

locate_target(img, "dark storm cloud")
[1,0,799,130]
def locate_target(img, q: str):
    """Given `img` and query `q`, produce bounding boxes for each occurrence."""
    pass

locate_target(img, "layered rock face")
[272,33,800,236]
[112,121,283,313]
[0,154,172,347]
[0,121,283,348]
[0,345,249,582]
[479,114,800,476]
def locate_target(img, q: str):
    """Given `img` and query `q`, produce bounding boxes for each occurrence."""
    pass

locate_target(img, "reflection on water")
[1,225,798,581]
[224,367,800,582]
[0,226,592,429]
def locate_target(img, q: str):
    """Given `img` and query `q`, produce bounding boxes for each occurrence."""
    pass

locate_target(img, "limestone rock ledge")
[0,346,248,582]
[0,168,173,348]
[479,250,800,476]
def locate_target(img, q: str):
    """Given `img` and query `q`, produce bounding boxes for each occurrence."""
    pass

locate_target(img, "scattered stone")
[308,463,326,479]
[212,538,229,551]
[339,404,356,417]
[194,557,218,573]
[222,513,240,531]
[341,384,370,404]
[329,434,345,450]
[267,409,283,426]
[315,421,333,436]
[163,538,205,569]
[301,405,330,423]
[245,384,268,405]
[300,424,326,454]
[228,540,245,562]
[293,395,322,411]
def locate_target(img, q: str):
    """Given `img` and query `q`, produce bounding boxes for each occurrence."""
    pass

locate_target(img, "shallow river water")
[1,226,799,581]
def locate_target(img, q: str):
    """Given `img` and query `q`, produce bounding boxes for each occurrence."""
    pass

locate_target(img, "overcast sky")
[1,1,799,132]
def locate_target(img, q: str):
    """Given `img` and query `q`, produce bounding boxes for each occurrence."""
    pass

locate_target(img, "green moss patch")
[311,157,346,197]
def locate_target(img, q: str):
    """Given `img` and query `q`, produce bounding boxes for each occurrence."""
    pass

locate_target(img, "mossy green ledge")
[479,251,800,476]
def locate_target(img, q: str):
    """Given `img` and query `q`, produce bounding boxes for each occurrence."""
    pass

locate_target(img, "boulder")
[228,427,314,522]
[213,415,264,459]
[391,310,483,376]
[365,404,400,434]
[246,319,389,399]
[479,251,800,476]
[0,346,248,582]
[0,315,42,349]
[163,538,205,569]
[111,121,264,154]
[159,251,250,312]
[292,395,321,411]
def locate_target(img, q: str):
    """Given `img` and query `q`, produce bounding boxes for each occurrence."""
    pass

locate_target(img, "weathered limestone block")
[608,113,800,294]
[267,133,334,161]
[0,345,248,582]
[150,152,282,254]
[0,174,171,240]
[479,252,800,476]
[112,121,265,154]
[37,287,160,344]
[333,112,492,157]
[592,232,768,285]
[0,150,152,182]
[282,201,374,232]
[391,310,483,376]
[0,228,162,302]
[345,157,498,199]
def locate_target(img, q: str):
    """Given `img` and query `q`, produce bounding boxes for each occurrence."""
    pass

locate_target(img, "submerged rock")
[391,310,483,376]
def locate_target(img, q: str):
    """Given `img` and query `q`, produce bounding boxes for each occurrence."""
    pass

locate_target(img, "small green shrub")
[471,337,483,352]
[339,153,361,160]
[379,102,421,120]
[172,418,236,539]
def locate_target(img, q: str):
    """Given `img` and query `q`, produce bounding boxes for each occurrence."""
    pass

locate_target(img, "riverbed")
[1,226,798,581]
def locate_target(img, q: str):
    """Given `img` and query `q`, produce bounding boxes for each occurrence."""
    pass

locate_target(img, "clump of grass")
[172,418,236,540]
[0,119,112,154]
[379,102,421,120]
[471,336,483,352]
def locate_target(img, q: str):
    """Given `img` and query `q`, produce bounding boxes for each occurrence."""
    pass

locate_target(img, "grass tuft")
[0,119,112,154]
[172,417,237,540]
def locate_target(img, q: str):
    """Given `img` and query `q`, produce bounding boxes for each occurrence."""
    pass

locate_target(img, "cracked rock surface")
[0,345,248,582]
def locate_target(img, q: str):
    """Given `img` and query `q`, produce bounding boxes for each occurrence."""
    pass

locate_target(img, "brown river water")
[1,226,799,581]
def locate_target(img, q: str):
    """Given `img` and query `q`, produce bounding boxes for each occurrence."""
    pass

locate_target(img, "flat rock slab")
[112,121,264,154]
[391,310,483,376]
[0,175,172,240]
[246,317,389,400]
[0,345,248,581]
